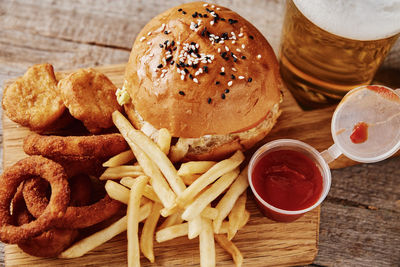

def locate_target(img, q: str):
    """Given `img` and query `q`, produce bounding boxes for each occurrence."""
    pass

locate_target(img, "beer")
[280,0,400,109]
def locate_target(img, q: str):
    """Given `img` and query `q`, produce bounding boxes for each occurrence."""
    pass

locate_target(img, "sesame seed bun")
[124,1,283,160]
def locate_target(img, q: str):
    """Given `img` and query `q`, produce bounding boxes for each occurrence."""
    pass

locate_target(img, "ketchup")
[251,150,323,211]
[350,121,368,144]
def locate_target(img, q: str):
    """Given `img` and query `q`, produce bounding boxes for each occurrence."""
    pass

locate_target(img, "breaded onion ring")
[23,177,123,229]
[12,175,91,257]
[0,156,70,244]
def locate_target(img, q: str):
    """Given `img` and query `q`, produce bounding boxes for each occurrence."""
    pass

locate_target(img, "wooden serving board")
[2,63,394,267]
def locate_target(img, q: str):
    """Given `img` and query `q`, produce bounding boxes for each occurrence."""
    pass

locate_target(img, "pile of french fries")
[59,111,250,267]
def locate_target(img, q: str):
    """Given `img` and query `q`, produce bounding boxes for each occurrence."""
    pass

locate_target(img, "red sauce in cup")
[251,149,323,211]
[350,121,368,144]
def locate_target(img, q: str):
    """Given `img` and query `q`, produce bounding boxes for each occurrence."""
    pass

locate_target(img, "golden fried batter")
[58,69,122,133]
[2,64,65,131]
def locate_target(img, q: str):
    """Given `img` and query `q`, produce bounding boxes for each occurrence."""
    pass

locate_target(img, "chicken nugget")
[2,64,65,132]
[58,69,122,133]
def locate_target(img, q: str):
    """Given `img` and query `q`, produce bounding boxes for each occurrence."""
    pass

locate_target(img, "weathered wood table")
[0,1,399,266]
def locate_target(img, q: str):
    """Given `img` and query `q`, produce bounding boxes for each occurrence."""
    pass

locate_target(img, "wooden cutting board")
[2,63,393,267]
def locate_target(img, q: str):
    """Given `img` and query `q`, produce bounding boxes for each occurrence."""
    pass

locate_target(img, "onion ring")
[12,174,92,257]
[0,156,70,244]
[23,176,123,229]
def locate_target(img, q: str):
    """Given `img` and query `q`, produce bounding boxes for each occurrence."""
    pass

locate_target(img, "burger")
[120,1,283,161]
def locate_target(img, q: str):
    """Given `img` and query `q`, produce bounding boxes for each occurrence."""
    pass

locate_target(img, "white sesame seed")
[228,81,233,86]
[242,44,245,49]
[203,3,208,7]
[232,68,237,72]
[210,20,215,26]
[225,46,229,52]
[219,40,224,44]
[216,7,221,10]
[238,76,245,79]
[177,41,181,45]
[181,75,185,80]
[232,40,236,44]
[257,54,262,59]
[207,59,212,63]
[193,78,199,83]
[238,33,243,37]
[147,32,152,36]
[196,43,199,48]
[231,32,235,36]
[162,69,167,73]
[217,48,221,53]
[211,5,215,8]
[149,53,154,57]
[236,48,241,52]
[147,41,152,45]
[221,67,225,72]
[140,37,146,42]
[161,24,166,31]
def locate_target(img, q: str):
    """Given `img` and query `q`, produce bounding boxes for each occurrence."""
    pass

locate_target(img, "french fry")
[112,111,186,195]
[177,161,216,176]
[177,151,244,207]
[188,215,202,239]
[141,202,162,263]
[228,191,247,240]
[199,217,215,267]
[99,165,143,180]
[120,176,161,203]
[59,203,152,259]
[201,207,218,220]
[127,175,149,267]
[218,210,250,234]
[59,216,128,259]
[157,128,171,155]
[181,174,201,185]
[156,222,188,243]
[215,234,243,267]
[169,138,189,162]
[182,169,240,221]
[102,150,135,167]
[158,210,183,230]
[213,166,249,232]
[105,180,130,204]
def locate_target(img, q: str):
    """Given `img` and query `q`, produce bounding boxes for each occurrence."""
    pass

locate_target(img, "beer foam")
[293,0,400,40]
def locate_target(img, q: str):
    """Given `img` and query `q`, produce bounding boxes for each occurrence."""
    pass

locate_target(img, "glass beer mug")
[280,0,400,109]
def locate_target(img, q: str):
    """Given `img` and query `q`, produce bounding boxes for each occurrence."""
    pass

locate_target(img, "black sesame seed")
[192,12,198,18]
[164,40,169,45]
[157,64,163,68]
[179,91,185,96]
[173,47,177,51]
[170,60,175,65]
[206,8,211,12]
[164,31,169,34]
[203,14,208,18]
[221,32,228,39]
[171,40,175,46]
[220,18,226,21]
[203,66,208,73]
[228,18,238,24]
[248,77,252,82]
[194,23,199,28]
[179,61,185,67]
[182,11,186,14]
[241,56,246,59]
[221,93,226,99]
[198,13,203,18]
[249,35,254,39]
[185,63,190,67]
[192,64,198,69]
[166,56,173,62]
[184,68,189,74]
[221,52,227,58]
[225,89,230,93]
[178,8,182,11]
[201,28,207,37]
[159,44,164,48]
[191,42,196,46]
[207,97,212,104]
[231,74,235,79]
[189,74,193,79]
[233,58,237,62]
[220,72,225,76]
[216,81,220,85]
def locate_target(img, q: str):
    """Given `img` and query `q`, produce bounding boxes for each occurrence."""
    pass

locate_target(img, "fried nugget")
[58,68,122,133]
[2,64,66,131]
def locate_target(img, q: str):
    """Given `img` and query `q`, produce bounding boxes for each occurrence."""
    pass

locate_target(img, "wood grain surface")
[1,1,399,267]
